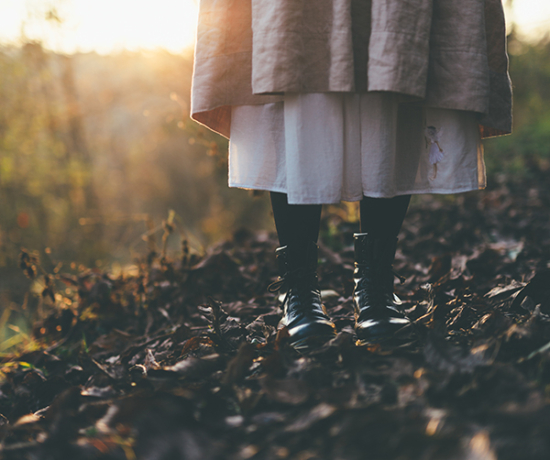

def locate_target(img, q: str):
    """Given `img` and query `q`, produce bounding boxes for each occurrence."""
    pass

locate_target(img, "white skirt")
[228,93,486,204]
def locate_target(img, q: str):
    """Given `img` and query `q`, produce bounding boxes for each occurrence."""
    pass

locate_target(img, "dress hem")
[228,181,486,204]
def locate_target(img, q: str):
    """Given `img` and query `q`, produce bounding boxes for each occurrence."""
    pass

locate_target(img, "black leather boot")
[270,241,337,349]
[353,233,410,343]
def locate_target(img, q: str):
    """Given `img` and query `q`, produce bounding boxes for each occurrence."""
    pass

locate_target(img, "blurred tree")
[0,43,103,268]
[0,44,274,286]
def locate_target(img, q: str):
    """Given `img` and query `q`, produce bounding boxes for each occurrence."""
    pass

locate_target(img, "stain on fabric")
[425,125,444,179]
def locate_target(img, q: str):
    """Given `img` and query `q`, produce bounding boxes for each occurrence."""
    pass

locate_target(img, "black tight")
[270,192,411,250]
[270,192,322,247]
[359,195,411,237]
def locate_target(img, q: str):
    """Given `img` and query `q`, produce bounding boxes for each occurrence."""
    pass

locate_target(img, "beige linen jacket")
[191,0,512,139]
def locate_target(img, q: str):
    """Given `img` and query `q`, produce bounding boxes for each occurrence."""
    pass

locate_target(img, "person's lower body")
[269,192,412,347]
[230,93,485,347]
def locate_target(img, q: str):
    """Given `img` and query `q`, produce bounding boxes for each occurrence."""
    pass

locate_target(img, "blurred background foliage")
[0,42,271,308]
[484,33,550,175]
[0,18,549,343]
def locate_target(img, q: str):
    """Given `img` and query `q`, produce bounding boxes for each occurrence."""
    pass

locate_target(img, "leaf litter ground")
[1,175,550,460]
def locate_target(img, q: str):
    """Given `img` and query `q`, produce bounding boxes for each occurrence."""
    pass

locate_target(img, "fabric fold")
[191,0,512,139]
[228,93,486,204]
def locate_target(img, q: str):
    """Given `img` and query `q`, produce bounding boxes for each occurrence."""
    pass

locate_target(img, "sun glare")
[509,0,550,40]
[0,0,198,54]
[0,0,549,54]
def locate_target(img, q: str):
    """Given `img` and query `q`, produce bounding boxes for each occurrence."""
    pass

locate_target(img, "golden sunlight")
[507,0,550,40]
[0,0,198,53]
[0,0,549,54]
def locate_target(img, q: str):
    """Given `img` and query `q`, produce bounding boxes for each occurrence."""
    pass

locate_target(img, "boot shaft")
[353,233,397,292]
[353,233,397,270]
[272,241,336,347]
[352,233,411,343]
[275,240,318,276]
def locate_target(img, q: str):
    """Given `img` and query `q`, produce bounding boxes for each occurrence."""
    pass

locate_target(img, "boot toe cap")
[355,317,411,343]
[284,319,337,349]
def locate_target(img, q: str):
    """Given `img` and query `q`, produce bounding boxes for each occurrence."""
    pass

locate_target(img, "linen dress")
[191,0,512,204]
[228,93,485,204]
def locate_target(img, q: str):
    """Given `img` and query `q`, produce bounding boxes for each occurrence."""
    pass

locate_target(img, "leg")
[359,195,411,237]
[354,195,412,343]
[270,191,322,265]
[269,192,336,348]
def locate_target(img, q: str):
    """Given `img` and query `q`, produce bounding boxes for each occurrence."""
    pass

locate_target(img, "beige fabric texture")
[191,0,512,139]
